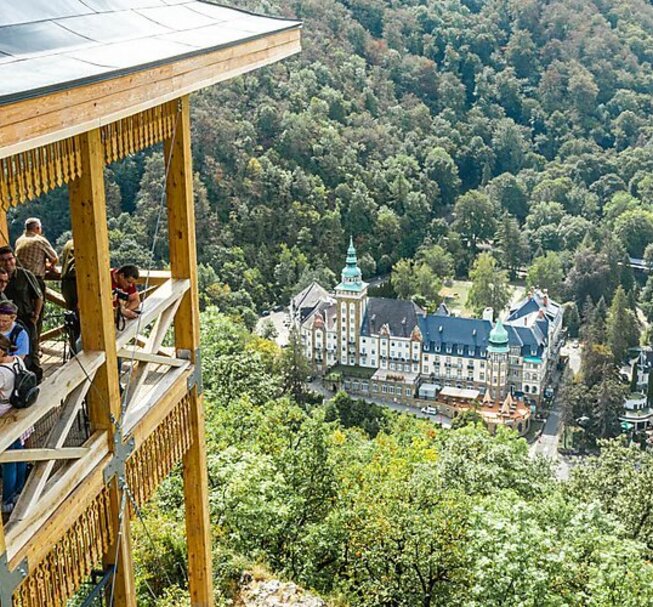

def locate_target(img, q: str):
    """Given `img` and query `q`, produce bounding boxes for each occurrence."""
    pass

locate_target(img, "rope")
[118,102,181,429]
[107,484,129,607]
[124,483,187,588]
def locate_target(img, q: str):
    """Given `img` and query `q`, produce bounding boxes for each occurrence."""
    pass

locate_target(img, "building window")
[382,385,387,393]
[405,387,411,396]
[372,383,379,392]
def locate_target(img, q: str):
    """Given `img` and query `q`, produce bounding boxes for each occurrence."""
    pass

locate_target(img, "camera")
[113,288,130,302]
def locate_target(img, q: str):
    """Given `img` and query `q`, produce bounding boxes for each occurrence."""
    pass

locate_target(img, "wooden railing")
[1,277,196,602]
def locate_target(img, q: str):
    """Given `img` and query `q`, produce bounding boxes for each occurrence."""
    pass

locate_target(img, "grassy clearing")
[439,280,473,317]
[439,280,526,318]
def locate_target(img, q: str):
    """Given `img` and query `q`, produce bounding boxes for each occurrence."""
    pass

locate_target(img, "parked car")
[273,305,284,312]
[420,406,438,415]
[261,310,271,317]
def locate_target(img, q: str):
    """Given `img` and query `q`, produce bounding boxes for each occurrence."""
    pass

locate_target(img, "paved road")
[308,381,452,427]
[529,393,571,479]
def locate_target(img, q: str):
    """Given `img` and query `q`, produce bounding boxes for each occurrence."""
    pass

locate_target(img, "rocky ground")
[239,575,326,607]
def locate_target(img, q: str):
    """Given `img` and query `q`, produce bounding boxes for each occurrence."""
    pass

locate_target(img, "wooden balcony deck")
[0,278,198,591]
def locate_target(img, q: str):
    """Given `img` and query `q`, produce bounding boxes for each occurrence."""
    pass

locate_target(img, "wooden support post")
[0,518,5,556]
[0,205,8,246]
[69,128,137,607]
[164,95,214,606]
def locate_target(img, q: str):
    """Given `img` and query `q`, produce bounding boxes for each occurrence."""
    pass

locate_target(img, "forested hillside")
[131,312,653,606]
[16,4,653,601]
[14,0,653,326]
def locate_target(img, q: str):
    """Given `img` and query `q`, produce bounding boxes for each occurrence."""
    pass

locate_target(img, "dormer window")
[446,345,452,353]
[457,347,463,355]
[435,345,441,352]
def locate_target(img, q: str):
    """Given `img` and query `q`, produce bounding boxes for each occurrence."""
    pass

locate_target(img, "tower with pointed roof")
[335,238,368,366]
[487,320,509,400]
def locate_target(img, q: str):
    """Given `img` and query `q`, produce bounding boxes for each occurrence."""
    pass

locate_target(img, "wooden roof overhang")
[0,1,301,208]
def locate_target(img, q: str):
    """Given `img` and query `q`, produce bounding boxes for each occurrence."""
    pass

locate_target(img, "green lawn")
[439,280,525,318]
[439,280,473,317]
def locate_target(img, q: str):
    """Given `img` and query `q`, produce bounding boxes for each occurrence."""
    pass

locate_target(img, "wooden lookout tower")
[0,2,301,605]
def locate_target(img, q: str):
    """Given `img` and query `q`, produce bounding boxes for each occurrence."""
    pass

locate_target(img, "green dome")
[488,320,509,353]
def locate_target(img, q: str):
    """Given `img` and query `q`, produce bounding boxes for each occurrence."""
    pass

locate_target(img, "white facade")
[297,247,562,403]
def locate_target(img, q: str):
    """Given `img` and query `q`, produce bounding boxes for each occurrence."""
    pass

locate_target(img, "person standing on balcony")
[15,218,58,337]
[0,333,30,514]
[0,246,43,381]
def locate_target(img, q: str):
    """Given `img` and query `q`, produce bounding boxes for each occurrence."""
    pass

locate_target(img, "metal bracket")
[0,553,28,607]
[103,429,135,486]
[185,348,203,395]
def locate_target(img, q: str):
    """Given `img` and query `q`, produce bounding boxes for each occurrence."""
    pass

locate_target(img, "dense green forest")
[13,0,653,327]
[130,311,653,606]
[17,1,653,602]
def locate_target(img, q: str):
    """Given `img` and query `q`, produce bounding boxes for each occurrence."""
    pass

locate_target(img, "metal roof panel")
[0,55,106,97]
[58,12,173,43]
[0,0,301,105]
[159,23,250,48]
[135,5,216,29]
[0,21,89,56]
[0,0,93,28]
[79,0,168,10]
[65,37,194,68]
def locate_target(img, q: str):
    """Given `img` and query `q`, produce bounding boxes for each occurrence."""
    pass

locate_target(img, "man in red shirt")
[111,265,141,320]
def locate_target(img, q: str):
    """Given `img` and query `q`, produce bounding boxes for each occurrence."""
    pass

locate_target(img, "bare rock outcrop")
[240,576,326,607]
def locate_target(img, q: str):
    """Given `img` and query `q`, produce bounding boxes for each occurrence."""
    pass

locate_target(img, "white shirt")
[0,358,32,444]
[0,357,24,404]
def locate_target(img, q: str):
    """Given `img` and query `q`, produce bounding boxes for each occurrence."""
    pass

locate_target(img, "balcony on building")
[0,3,301,606]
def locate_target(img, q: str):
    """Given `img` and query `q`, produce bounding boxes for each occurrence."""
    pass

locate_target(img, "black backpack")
[1,361,39,409]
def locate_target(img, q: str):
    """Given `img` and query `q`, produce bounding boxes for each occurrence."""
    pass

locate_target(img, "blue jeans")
[2,440,27,505]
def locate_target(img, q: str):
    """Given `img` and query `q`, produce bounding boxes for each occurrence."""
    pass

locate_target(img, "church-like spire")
[340,236,362,286]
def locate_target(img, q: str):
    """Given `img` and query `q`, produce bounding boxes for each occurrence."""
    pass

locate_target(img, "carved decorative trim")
[13,486,113,607]
[0,138,82,209]
[101,100,178,165]
[0,101,178,209]
[126,393,193,509]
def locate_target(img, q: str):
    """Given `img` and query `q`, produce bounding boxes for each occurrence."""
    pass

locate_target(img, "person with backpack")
[0,246,43,382]
[0,301,29,358]
[0,333,39,514]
